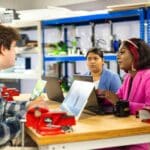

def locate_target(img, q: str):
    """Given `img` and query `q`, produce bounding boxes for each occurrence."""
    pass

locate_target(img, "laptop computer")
[73,74,93,82]
[45,76,64,103]
[30,80,47,100]
[85,95,114,115]
[73,74,114,115]
[45,76,113,116]
[60,80,95,120]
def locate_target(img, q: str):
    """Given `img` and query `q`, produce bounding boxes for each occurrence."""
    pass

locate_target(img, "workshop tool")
[26,107,76,135]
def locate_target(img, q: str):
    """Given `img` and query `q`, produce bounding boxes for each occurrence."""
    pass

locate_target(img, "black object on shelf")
[25,57,31,69]
[6,8,20,20]
[17,34,29,47]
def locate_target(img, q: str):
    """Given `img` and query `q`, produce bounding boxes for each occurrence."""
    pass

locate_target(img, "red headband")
[125,39,139,63]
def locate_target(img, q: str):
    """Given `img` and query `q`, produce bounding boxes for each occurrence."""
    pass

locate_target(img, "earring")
[131,63,136,72]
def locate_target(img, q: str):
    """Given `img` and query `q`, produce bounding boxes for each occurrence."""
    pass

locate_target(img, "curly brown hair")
[0,24,20,53]
[122,38,150,70]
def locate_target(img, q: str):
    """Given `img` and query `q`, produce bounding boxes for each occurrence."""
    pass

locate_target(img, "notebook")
[45,76,64,103]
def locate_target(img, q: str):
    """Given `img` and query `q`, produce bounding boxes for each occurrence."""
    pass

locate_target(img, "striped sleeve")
[4,101,28,118]
[0,118,21,146]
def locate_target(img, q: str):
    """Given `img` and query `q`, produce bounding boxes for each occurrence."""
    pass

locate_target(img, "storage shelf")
[44,55,86,62]
[42,9,144,26]
[3,21,41,28]
[41,8,145,75]
[2,21,43,80]
[0,70,41,79]
[44,54,117,62]
[16,47,39,55]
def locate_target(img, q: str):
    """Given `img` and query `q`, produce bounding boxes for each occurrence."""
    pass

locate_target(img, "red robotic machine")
[1,86,20,101]
[26,107,76,135]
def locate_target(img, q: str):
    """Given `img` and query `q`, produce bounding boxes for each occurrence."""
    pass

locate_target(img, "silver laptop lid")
[45,76,64,103]
[73,74,93,82]
[60,80,95,120]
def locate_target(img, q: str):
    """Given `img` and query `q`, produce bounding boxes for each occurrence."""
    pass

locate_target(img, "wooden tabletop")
[26,101,150,146]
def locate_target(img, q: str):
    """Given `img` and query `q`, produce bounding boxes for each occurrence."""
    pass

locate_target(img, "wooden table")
[25,101,150,150]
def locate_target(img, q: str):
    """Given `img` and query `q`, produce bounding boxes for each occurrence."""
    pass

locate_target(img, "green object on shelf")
[47,41,67,56]
[71,39,77,47]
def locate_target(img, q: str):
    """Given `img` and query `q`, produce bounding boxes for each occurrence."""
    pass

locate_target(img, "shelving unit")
[44,54,117,62]
[41,8,145,76]
[147,7,150,44]
[1,21,43,79]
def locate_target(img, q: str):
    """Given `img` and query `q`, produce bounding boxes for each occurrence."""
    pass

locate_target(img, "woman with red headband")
[100,38,150,150]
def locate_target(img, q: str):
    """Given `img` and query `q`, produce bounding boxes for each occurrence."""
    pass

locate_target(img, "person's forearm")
[104,91,119,105]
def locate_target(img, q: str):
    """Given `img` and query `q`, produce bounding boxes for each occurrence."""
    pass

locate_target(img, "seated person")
[85,47,121,114]
[100,38,150,150]
[0,24,48,147]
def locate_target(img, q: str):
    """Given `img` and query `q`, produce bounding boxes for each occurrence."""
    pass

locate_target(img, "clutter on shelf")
[46,41,67,56]
[0,8,19,23]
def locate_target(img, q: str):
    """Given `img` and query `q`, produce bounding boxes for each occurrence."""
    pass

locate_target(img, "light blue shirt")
[85,68,121,92]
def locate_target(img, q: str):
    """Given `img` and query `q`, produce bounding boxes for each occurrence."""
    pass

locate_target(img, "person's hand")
[100,90,119,105]
[95,89,105,98]
[27,95,49,111]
